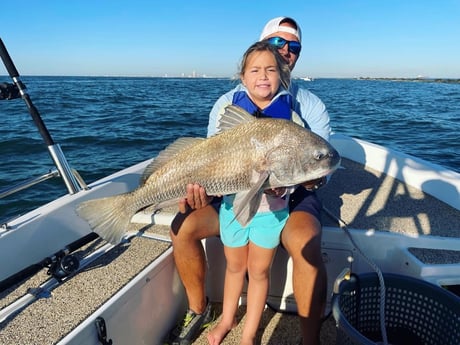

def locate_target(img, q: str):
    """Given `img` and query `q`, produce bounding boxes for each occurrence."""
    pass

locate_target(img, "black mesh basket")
[332,273,460,345]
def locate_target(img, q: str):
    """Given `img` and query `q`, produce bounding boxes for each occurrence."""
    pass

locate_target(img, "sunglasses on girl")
[266,37,302,55]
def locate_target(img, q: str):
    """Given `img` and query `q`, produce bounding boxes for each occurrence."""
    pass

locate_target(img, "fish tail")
[76,193,134,244]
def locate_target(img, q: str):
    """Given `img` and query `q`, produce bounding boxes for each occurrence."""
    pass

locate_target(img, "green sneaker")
[168,300,214,345]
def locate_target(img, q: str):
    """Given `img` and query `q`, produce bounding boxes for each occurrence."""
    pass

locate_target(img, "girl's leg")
[207,245,248,345]
[240,243,276,345]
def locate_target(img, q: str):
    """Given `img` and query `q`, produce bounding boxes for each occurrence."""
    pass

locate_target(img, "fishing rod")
[0,38,82,194]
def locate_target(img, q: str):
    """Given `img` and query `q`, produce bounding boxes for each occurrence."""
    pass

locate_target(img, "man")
[168,17,330,345]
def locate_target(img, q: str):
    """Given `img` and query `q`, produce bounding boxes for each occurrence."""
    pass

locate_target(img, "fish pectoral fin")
[232,190,263,227]
[232,171,269,226]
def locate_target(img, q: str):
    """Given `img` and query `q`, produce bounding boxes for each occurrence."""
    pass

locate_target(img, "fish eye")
[314,151,325,160]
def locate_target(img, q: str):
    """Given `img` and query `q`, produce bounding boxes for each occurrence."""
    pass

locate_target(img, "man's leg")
[170,205,220,313]
[281,211,326,345]
[168,205,220,344]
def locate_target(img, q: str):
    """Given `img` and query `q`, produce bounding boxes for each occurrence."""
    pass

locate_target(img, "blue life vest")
[232,91,292,120]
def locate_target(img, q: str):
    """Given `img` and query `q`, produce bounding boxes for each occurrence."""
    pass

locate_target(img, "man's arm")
[291,83,331,142]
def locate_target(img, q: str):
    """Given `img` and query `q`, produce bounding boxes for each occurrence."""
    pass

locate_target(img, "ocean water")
[1,76,459,221]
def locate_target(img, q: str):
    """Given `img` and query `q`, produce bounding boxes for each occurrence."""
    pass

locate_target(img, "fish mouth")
[325,154,342,174]
[307,155,342,181]
[321,163,341,177]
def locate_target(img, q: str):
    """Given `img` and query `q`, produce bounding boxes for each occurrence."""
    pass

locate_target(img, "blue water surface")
[1,76,459,220]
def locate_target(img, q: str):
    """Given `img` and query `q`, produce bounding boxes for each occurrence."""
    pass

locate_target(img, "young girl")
[207,41,296,345]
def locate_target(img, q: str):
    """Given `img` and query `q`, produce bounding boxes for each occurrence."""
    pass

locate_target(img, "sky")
[1,0,459,78]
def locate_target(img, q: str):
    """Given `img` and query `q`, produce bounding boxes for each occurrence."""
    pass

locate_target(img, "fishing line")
[323,205,389,345]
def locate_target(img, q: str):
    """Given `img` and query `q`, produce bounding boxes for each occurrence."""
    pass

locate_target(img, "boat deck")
[1,158,459,344]
[0,227,171,345]
[321,159,459,238]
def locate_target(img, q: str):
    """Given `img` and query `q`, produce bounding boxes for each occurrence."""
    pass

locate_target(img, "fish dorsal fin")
[140,137,204,185]
[216,105,256,133]
[232,170,269,226]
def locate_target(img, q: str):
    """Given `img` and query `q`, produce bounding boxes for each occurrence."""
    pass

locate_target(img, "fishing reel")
[0,82,21,100]
[46,251,80,280]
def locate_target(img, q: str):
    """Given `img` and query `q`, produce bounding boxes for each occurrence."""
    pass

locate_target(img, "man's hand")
[178,183,214,214]
[301,176,326,191]
[264,187,287,197]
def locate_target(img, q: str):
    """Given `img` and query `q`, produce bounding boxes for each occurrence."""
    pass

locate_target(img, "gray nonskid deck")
[192,303,337,345]
[0,224,171,345]
[319,159,459,239]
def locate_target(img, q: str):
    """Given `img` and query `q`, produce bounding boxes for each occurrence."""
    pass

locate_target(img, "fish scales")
[133,120,287,208]
[141,128,268,197]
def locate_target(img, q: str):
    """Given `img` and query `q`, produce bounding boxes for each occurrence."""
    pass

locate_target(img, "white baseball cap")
[259,17,302,42]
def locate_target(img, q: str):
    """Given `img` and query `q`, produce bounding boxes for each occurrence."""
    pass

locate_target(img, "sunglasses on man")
[266,37,302,55]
